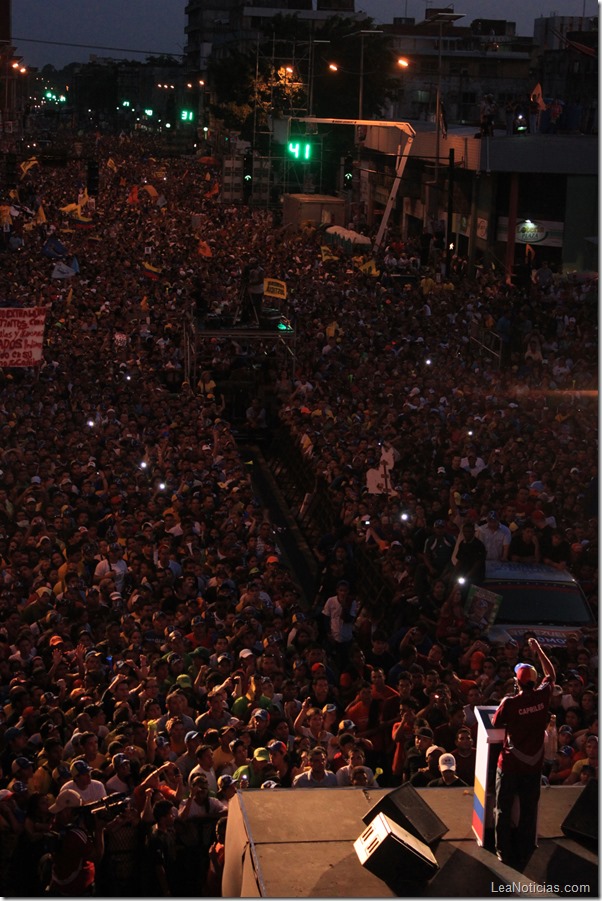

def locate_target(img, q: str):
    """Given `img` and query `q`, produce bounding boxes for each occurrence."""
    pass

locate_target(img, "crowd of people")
[0,130,597,896]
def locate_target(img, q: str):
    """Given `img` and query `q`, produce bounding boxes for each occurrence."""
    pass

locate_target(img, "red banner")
[0,307,47,367]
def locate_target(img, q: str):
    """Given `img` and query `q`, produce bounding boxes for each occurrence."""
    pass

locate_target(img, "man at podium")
[492,637,555,868]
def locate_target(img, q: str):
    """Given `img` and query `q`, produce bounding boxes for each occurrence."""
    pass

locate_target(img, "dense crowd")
[0,131,597,896]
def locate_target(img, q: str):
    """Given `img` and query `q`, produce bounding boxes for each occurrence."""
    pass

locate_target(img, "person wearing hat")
[492,637,555,867]
[266,740,302,787]
[59,759,107,803]
[215,773,239,806]
[427,752,468,787]
[46,789,107,896]
[232,746,272,788]
[175,731,202,783]
[8,755,34,791]
[1,725,27,777]
[476,511,511,562]
[402,725,435,783]
[211,725,238,775]
[30,738,65,796]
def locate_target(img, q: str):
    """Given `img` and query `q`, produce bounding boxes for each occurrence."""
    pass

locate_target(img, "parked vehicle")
[482,562,595,648]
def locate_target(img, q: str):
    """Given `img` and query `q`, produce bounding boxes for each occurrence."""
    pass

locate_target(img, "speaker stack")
[354,784,448,891]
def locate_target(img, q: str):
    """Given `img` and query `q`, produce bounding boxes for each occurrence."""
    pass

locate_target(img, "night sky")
[13,0,598,70]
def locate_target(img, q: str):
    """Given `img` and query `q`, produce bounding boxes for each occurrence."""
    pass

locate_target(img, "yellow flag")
[141,184,158,199]
[60,203,79,214]
[320,245,338,262]
[20,158,39,178]
[107,158,118,173]
[35,204,46,224]
[66,287,73,305]
[140,296,149,311]
[360,259,381,277]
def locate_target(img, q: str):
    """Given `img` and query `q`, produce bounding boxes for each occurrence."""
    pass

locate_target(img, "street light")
[355,29,383,120]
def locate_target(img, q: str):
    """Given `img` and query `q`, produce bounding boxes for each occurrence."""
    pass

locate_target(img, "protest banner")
[264,278,287,300]
[0,308,46,367]
[464,584,503,631]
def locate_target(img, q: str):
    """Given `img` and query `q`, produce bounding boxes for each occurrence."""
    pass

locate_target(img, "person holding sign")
[492,637,555,868]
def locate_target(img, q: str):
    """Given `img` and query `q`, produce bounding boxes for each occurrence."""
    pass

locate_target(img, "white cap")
[49,789,83,813]
[438,753,457,772]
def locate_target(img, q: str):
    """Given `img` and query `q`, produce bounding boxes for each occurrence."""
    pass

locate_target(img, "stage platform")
[223,786,598,898]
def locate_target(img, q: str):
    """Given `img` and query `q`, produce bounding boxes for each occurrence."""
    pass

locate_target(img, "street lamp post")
[353,29,383,121]
[418,10,464,182]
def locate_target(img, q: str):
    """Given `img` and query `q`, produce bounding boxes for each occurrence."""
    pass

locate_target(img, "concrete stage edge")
[222,786,598,898]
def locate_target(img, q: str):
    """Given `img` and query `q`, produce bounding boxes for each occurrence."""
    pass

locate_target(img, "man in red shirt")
[492,637,555,868]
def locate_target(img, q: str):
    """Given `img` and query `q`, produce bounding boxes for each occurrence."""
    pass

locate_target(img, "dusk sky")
[13,0,598,70]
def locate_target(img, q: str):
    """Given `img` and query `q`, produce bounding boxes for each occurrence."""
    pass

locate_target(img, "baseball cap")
[11,756,33,773]
[253,747,270,763]
[250,708,269,721]
[217,774,238,790]
[266,556,280,564]
[425,745,445,758]
[155,736,170,748]
[439,753,457,772]
[267,740,287,754]
[339,719,357,733]
[11,781,28,793]
[49,789,83,814]
[0,789,13,801]
[112,753,130,768]
[185,731,200,743]
[239,648,254,659]
[558,746,573,757]
[4,726,24,743]
[558,725,573,735]
[417,726,434,739]
[514,663,538,685]
[176,675,193,689]
[70,759,92,776]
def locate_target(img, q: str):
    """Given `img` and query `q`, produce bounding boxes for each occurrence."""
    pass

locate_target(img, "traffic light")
[87,160,99,195]
[5,153,17,188]
[343,155,354,191]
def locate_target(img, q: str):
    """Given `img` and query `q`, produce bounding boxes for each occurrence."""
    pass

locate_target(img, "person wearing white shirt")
[59,759,107,803]
[476,512,511,561]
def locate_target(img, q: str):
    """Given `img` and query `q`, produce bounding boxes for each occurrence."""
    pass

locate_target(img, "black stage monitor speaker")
[561,780,598,848]
[362,783,448,848]
[354,812,439,885]
[259,308,280,330]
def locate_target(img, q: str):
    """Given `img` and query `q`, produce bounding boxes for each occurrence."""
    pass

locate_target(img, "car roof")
[485,562,578,586]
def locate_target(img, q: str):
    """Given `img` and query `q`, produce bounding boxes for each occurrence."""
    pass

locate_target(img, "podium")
[472,705,505,849]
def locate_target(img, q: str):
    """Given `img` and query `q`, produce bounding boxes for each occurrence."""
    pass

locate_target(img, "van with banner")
[481,562,595,648]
